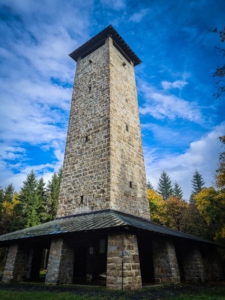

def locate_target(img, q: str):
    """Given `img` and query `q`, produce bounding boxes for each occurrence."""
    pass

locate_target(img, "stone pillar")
[182,245,204,282]
[2,243,29,282]
[45,238,74,284]
[106,233,142,290]
[152,239,180,284]
[202,248,224,281]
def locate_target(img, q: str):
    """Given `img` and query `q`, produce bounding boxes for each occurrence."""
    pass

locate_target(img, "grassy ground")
[0,282,224,300]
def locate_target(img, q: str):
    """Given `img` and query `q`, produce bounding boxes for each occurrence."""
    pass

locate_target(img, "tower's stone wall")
[57,37,149,219]
[57,40,111,217]
[108,38,149,219]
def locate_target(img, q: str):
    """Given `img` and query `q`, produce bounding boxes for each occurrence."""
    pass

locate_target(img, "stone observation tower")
[57,25,149,220]
[0,25,223,290]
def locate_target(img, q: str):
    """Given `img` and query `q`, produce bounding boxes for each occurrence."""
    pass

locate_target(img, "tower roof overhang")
[69,25,142,66]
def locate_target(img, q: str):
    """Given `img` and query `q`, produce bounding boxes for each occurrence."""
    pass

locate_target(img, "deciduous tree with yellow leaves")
[194,187,225,244]
[165,196,188,231]
[147,188,167,224]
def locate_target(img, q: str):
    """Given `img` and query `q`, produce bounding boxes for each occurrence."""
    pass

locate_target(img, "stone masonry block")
[107,233,142,290]
[152,239,180,284]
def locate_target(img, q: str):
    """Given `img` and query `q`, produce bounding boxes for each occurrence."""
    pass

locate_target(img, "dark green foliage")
[183,204,211,240]
[157,171,173,200]
[46,168,62,221]
[4,184,14,203]
[37,178,48,223]
[146,180,153,190]
[19,170,41,228]
[190,170,205,203]
[173,182,183,199]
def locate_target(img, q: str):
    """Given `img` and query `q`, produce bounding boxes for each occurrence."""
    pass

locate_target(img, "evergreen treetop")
[147,180,154,190]
[173,182,183,199]
[157,171,173,200]
[190,170,205,203]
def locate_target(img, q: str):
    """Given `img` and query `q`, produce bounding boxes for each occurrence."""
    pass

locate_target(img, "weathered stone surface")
[2,244,29,282]
[56,36,149,220]
[106,233,142,290]
[201,247,224,281]
[45,238,74,284]
[152,239,180,284]
[181,245,204,283]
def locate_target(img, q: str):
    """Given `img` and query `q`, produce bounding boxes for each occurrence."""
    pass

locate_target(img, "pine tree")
[157,171,173,200]
[37,177,48,223]
[4,184,14,203]
[190,170,205,203]
[19,170,41,227]
[47,168,62,220]
[173,182,183,199]
[147,180,154,190]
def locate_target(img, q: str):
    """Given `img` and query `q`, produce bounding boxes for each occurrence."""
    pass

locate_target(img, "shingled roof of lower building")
[0,209,216,245]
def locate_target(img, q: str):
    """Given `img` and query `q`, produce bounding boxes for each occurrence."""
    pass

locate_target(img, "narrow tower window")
[88,86,91,92]
[126,125,129,132]
[80,195,84,204]
[85,136,89,143]
[129,181,132,188]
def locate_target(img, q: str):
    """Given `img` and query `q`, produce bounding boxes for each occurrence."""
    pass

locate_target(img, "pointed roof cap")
[69,25,141,66]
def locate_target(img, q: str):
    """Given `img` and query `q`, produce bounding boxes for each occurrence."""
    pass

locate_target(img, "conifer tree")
[19,170,41,227]
[4,184,14,203]
[190,170,205,203]
[47,168,62,220]
[147,180,154,190]
[37,177,48,223]
[173,182,183,199]
[157,171,173,200]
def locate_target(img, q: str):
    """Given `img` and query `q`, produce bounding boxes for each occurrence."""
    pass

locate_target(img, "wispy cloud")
[100,0,125,10]
[139,81,203,123]
[145,122,225,199]
[129,8,149,22]
[161,80,188,90]
[0,1,90,190]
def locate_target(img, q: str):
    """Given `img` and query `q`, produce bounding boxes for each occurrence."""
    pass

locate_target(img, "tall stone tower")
[57,25,150,220]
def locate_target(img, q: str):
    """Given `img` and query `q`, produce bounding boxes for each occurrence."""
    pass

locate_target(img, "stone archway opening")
[27,246,50,282]
[73,234,108,286]
[137,234,154,286]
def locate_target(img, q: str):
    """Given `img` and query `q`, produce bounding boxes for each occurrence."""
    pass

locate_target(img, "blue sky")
[0,0,225,200]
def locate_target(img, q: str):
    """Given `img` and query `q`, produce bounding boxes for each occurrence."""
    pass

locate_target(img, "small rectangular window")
[129,181,132,188]
[80,195,83,204]
[126,125,129,132]
[88,86,91,92]
[85,136,89,142]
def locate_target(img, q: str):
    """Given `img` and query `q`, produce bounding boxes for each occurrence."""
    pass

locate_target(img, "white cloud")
[139,81,203,123]
[161,80,188,90]
[0,1,90,191]
[100,0,125,10]
[129,9,149,22]
[145,122,225,200]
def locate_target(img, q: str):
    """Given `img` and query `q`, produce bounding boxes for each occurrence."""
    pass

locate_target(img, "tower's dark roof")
[0,210,218,247]
[69,25,141,66]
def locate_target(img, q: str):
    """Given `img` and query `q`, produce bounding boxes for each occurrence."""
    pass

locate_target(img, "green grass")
[166,287,225,300]
[0,285,224,300]
[0,291,87,300]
